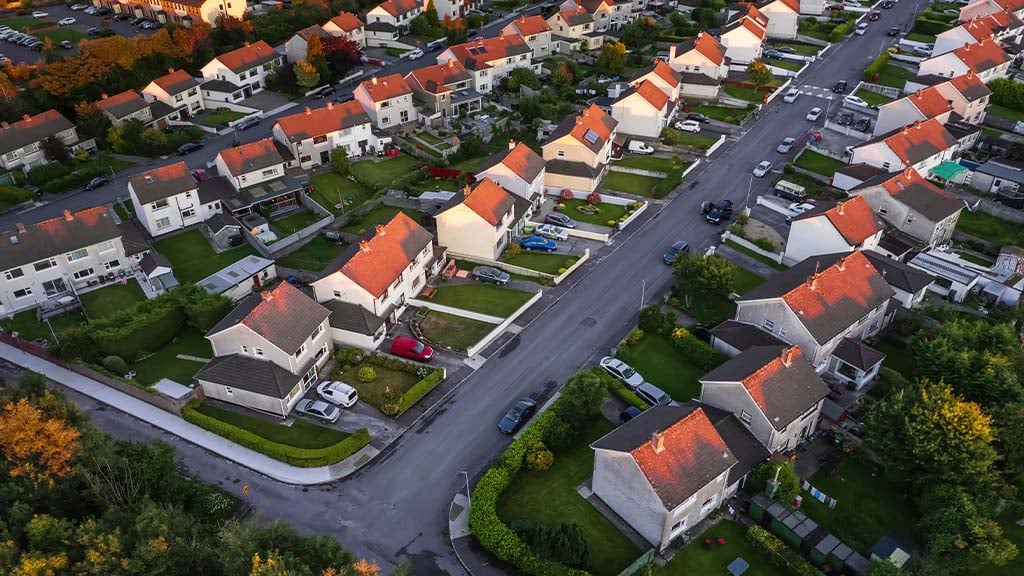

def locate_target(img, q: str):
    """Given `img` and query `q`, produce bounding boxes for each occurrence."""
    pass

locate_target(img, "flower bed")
[335,349,445,416]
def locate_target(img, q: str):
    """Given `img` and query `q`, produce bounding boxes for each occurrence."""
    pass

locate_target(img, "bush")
[0,186,33,208]
[608,379,650,410]
[335,347,364,369]
[753,237,776,252]
[625,328,644,346]
[989,77,1024,112]
[358,366,377,383]
[503,243,522,260]
[586,191,601,205]
[182,291,233,331]
[102,355,129,376]
[380,385,401,416]
[864,51,891,81]
[525,441,554,471]
[830,20,854,42]
[912,18,954,36]
[638,305,676,335]
[396,368,445,414]
[559,188,574,200]
[747,525,825,576]
[671,327,726,371]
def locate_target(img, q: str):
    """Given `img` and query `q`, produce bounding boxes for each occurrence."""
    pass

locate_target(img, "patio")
[654,521,785,576]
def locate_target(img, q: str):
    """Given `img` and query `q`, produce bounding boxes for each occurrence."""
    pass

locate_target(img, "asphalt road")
[13,2,929,574]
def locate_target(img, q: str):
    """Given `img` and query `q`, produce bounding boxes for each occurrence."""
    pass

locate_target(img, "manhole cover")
[580,317,597,328]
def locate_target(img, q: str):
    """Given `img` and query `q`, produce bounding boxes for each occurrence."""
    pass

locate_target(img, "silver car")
[599,356,645,389]
[295,399,340,423]
[636,382,674,407]
[776,137,795,154]
[535,224,569,241]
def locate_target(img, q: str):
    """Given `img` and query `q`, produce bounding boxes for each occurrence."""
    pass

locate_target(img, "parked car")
[599,356,645,389]
[912,45,932,56]
[787,202,817,218]
[838,111,854,126]
[192,168,212,182]
[545,212,577,228]
[113,13,130,21]
[686,112,711,123]
[855,22,868,35]
[295,399,341,423]
[628,140,655,155]
[691,324,713,343]
[703,200,734,224]
[636,382,673,407]
[806,107,822,121]
[752,160,773,178]
[674,120,702,133]
[888,26,901,36]
[390,335,433,362]
[535,223,569,241]
[783,88,800,103]
[58,17,76,26]
[407,48,424,60]
[70,3,88,10]
[59,40,73,49]
[234,115,260,131]
[869,10,881,20]
[832,80,847,93]
[31,11,49,19]
[844,94,868,108]
[471,265,510,285]
[776,46,796,53]
[176,142,203,155]
[764,49,784,59]
[854,117,871,132]
[316,381,359,408]
[498,398,537,434]
[619,406,643,424]
[882,0,894,7]
[520,235,557,252]
[87,26,101,35]
[776,137,795,154]
[84,176,108,191]
[663,240,689,265]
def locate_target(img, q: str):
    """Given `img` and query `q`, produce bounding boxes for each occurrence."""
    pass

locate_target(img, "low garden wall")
[70,363,198,415]
[607,166,667,178]
[721,230,785,265]
[206,101,260,115]
[856,81,902,100]
[465,290,543,357]
[407,298,505,324]
[553,248,590,286]
[226,111,263,128]
[764,78,794,105]
[447,252,552,279]
[262,212,334,257]
[617,203,648,231]
[822,120,873,141]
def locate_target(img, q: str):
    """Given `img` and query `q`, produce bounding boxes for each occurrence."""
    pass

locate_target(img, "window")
[181,208,196,219]
[187,88,197,97]
[152,199,169,210]
[67,248,89,262]
[4,267,24,280]
[261,168,277,177]
[103,260,120,271]
[740,410,752,425]
[881,161,891,170]
[778,327,787,339]
[302,366,317,387]
[333,290,342,298]
[400,110,409,123]
[762,318,775,331]
[97,240,115,253]
[669,518,687,536]
[480,84,489,91]
[33,258,57,272]
[295,343,306,358]
[155,217,172,230]
[174,94,183,102]
[381,100,392,109]
[312,324,324,338]
[254,347,264,357]
[391,274,403,290]
[42,279,66,296]
[556,150,566,158]
[72,268,94,280]
[700,496,717,515]
[878,207,888,215]
[381,116,391,125]
[241,345,249,354]
[313,135,327,145]
[13,287,32,299]
[225,387,234,395]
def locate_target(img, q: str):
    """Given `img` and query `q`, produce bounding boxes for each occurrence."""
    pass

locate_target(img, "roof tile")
[275,101,370,142]
[212,41,280,74]
[631,80,671,110]
[506,15,551,36]
[881,118,958,166]
[792,196,882,245]
[335,212,433,298]
[218,138,284,177]
[454,178,515,225]
[328,11,364,32]
[357,74,413,103]
[952,36,1010,73]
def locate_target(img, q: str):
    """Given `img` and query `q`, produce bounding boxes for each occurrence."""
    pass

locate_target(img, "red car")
[869,10,881,21]
[391,335,433,362]
[192,168,212,182]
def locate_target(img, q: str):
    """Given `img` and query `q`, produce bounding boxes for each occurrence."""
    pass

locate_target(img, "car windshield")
[411,341,425,354]
[622,367,636,378]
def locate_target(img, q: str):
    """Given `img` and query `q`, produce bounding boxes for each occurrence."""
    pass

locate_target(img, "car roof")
[671,240,687,249]
[393,335,418,345]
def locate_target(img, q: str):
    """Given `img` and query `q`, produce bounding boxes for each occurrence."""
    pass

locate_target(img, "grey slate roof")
[700,404,771,486]
[365,21,398,33]
[195,354,303,399]
[976,160,1024,184]
[680,71,721,86]
[128,167,197,205]
[545,159,603,179]
[710,320,786,352]
[862,250,935,293]
[201,79,243,93]
[117,221,151,257]
[197,176,238,205]
[856,173,964,222]
[140,252,172,276]
[149,100,182,121]
[0,110,75,156]
[0,206,120,271]
[99,92,149,120]
[207,282,330,354]
[323,300,387,336]
[205,211,241,235]
[836,162,885,182]
[832,338,886,371]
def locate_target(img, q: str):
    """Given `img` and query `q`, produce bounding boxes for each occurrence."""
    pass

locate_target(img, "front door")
[320,150,330,165]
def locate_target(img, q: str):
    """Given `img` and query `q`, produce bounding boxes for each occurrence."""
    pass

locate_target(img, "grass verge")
[956,210,1024,247]
[558,199,626,226]
[628,333,704,401]
[276,236,347,272]
[504,252,576,275]
[794,150,846,177]
[194,403,352,448]
[153,229,259,284]
[725,239,787,271]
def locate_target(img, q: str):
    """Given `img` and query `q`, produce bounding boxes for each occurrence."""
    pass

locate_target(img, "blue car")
[520,235,557,252]
[663,241,689,265]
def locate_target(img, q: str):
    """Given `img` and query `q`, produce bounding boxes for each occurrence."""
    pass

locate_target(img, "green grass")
[665,130,720,150]
[794,150,846,178]
[340,204,423,234]
[799,456,916,555]
[37,28,85,45]
[505,252,576,274]
[0,16,52,31]
[426,284,534,317]
[79,282,147,319]
[773,171,842,201]
[609,156,693,196]
[652,520,786,576]
[724,84,770,104]
[340,363,421,409]
[726,240,787,272]
[195,402,350,448]
[453,259,547,286]
[603,171,661,197]
[872,340,916,380]
[676,267,766,324]
[271,210,322,236]
[559,199,627,226]
[855,89,894,107]
[276,236,347,272]
[989,104,1024,123]
[875,64,916,89]
[0,308,86,347]
[112,200,135,221]
[956,210,1024,247]
[628,333,704,401]
[774,42,821,56]
[412,131,449,148]
[498,418,641,576]
[153,229,259,284]
[385,47,408,57]
[407,178,457,197]
[697,105,753,124]
[770,59,804,72]
[130,327,213,386]
[613,156,674,171]
[416,309,495,351]
[957,251,994,266]
[904,32,936,43]
[308,172,373,216]
[201,108,247,126]
[931,2,961,10]
[350,156,422,190]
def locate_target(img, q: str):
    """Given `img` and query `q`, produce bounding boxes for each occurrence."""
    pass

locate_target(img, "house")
[272,101,380,169]
[862,250,934,309]
[311,212,437,331]
[92,0,245,27]
[849,118,961,174]
[917,37,1012,82]
[699,345,828,453]
[95,90,153,127]
[129,162,221,237]
[666,33,728,98]
[931,71,991,125]
[798,0,826,15]
[873,87,954,137]
[733,250,895,380]
[0,110,92,171]
[201,79,248,106]
[139,252,177,296]
[432,0,481,21]
[969,158,1024,194]
[761,0,800,40]
[719,3,768,66]
[214,139,305,217]
[851,168,964,247]
[477,140,547,209]
[198,255,276,301]
[631,60,682,101]
[285,24,331,64]
[197,281,333,418]
[0,207,129,316]
[324,11,366,48]
[200,41,284,100]
[542,104,618,193]
[366,0,422,34]
[353,74,418,130]
[572,0,636,32]
[908,250,981,302]
[591,404,768,551]
[435,179,531,261]
[933,10,1024,56]
[405,60,484,120]
[502,15,554,59]
[610,80,674,138]
[142,68,203,120]
[784,196,884,264]
[960,0,1024,23]
[546,7,602,51]
[436,35,537,94]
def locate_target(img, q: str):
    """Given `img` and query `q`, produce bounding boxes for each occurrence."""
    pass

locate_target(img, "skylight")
[583,129,600,144]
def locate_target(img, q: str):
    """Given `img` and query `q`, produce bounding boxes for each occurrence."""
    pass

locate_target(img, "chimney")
[463,185,471,196]
[837,255,847,271]
[63,209,73,222]
[781,346,795,367]
[1,122,7,130]
[327,101,333,110]
[168,67,175,74]
[372,76,378,85]
[669,43,676,61]
[261,290,273,302]
[575,116,583,125]
[508,139,516,151]
[650,431,665,454]
[902,125,909,135]
[15,222,26,234]
[375,224,386,236]
[359,240,371,252]
[22,114,30,122]
[101,93,109,100]
[244,41,251,47]
[305,106,311,115]
[808,273,820,290]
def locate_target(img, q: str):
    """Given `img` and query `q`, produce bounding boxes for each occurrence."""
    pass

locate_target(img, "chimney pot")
[261,290,273,302]
[1,122,8,129]
[327,101,333,110]
[306,106,312,115]
[375,224,385,235]
[101,93,109,100]
[372,76,378,85]
[63,209,73,221]
[168,67,175,74]
[837,256,847,271]
[650,431,665,454]
[359,240,370,251]
[15,222,26,234]
[781,347,795,367]
[22,114,30,122]
[463,185,471,196]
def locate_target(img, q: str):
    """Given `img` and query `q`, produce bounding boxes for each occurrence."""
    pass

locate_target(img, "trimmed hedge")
[912,18,954,36]
[397,368,445,414]
[829,20,854,43]
[182,402,371,467]
[0,185,33,209]
[747,525,825,576]
[608,380,649,411]
[671,327,727,371]
[864,50,891,81]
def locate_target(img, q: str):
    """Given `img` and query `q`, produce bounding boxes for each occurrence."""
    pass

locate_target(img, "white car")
[776,137,796,154]
[599,356,645,389]
[855,22,868,35]
[83,6,98,14]
[783,88,800,103]
[316,381,359,408]
[843,94,869,108]
[806,107,822,121]
[752,161,773,178]
[787,202,817,218]
[674,120,702,133]
[535,224,569,241]
[58,17,76,26]
[70,3,87,10]
[407,48,424,60]
[31,11,48,19]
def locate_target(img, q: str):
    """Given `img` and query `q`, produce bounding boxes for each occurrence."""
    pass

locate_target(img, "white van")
[628,140,655,155]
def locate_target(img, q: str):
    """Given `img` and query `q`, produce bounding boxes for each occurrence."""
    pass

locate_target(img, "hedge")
[829,20,854,43]
[747,525,825,576]
[671,327,727,372]
[397,368,446,414]
[608,380,649,411]
[864,51,891,81]
[0,185,33,209]
[182,402,371,467]
[912,18,953,36]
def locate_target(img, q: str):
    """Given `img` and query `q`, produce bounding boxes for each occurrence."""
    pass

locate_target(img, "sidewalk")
[450,493,508,576]
[0,341,377,485]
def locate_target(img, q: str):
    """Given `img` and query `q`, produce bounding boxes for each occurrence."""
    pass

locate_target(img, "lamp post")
[44,317,60,349]
[745,174,754,211]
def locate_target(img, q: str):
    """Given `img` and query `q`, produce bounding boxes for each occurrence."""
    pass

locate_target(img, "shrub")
[396,368,445,414]
[753,237,776,252]
[747,525,825,576]
[638,305,676,335]
[563,258,576,268]
[102,355,129,376]
[503,243,522,260]
[608,379,649,411]
[989,77,1024,112]
[557,267,567,274]
[525,441,554,471]
[671,327,726,371]
[0,186,33,208]
[586,191,601,205]
[864,51,891,81]
[182,290,233,331]
[358,366,377,383]
[606,220,617,227]
[626,328,644,346]
[912,18,953,36]
[380,386,401,416]
[829,20,854,42]
[335,347,364,368]
[559,188,574,200]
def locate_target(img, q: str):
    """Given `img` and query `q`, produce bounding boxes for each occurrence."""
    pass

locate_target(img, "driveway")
[297,386,403,445]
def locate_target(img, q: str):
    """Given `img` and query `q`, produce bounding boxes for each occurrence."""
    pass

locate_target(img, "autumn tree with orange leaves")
[0,398,79,482]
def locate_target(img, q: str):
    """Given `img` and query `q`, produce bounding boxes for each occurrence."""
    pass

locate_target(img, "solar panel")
[583,129,599,144]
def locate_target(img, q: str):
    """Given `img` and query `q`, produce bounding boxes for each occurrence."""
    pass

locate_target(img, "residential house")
[285,24,331,64]
[323,11,366,48]
[0,110,91,171]
[798,0,825,15]
[139,252,177,296]
[129,162,222,237]
[477,140,547,209]
[95,90,154,127]
[719,2,768,66]
[761,0,800,40]
[610,80,674,138]
[591,404,768,551]
[432,0,481,21]
[908,250,981,302]
[933,71,991,125]
[917,37,1012,82]
[142,68,203,119]
[784,196,883,264]
[214,138,305,217]
[353,74,418,129]
[93,0,246,28]
[546,7,602,51]
[200,41,283,100]
[502,15,554,59]
[666,33,729,98]
[873,86,954,137]
[959,0,1024,23]
[272,101,379,169]
[197,281,333,418]
[542,104,618,193]
[201,79,247,106]
[572,0,635,32]
[862,250,934,309]
[0,207,129,316]
[366,0,422,35]
[969,158,1024,194]
[933,10,1024,56]
[436,35,538,94]
[851,168,964,247]
[435,179,531,260]
[311,212,437,334]
[198,255,276,301]
[849,118,961,175]
[631,60,682,101]
[699,345,828,453]
[405,60,483,120]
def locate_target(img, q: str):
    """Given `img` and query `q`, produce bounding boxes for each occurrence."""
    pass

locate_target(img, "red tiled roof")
[406,60,471,94]
[495,142,546,182]
[150,69,197,95]
[96,90,146,113]
[218,138,282,176]
[780,251,886,324]
[739,2,769,27]
[445,35,531,71]
[881,118,958,166]
[648,60,682,88]
[239,281,329,350]
[741,346,804,417]
[459,178,514,225]
[879,167,963,220]
[340,212,433,298]
[948,70,992,101]
[907,86,953,118]
[773,0,800,13]
[507,15,551,36]
[374,0,419,17]
[739,15,768,39]
[953,36,1010,73]
[35,206,110,238]
[558,6,592,26]
[357,74,413,103]
[296,24,328,41]
[959,11,1014,41]
[275,101,370,142]
[329,11,364,32]
[570,104,617,148]
[994,0,1024,13]
[821,196,882,245]
[694,32,726,66]
[214,41,279,73]
[632,80,670,111]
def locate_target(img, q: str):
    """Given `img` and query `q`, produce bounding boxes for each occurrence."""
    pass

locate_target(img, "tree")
[294,60,321,91]
[619,17,660,49]
[991,403,1024,488]
[305,33,329,82]
[552,62,573,87]
[746,59,773,88]
[696,254,736,301]
[74,101,112,142]
[747,461,800,503]
[424,1,440,27]
[597,41,627,76]
[443,16,467,44]
[869,560,912,576]
[0,398,80,482]
[673,252,702,307]
[330,146,351,175]
[919,484,1018,572]
[323,35,361,78]
[409,14,433,36]
[910,319,1022,405]
[556,370,609,426]
[40,137,71,165]
[506,67,540,91]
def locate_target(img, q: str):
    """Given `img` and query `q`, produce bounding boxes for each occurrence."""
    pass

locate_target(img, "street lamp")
[745,174,754,211]
[44,317,60,349]
[460,471,471,506]
[640,280,646,311]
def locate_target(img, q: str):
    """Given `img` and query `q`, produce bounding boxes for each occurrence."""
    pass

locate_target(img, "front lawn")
[37,28,86,45]
[0,16,52,31]
[427,284,534,317]
[194,403,351,448]
[505,252,577,275]
[79,282,147,319]
[340,204,424,234]
[724,84,770,104]
[956,210,1024,247]
[0,308,85,347]
[308,172,373,216]
[130,326,213,386]
[201,108,247,127]
[957,250,994,266]
[559,198,627,226]
[153,229,258,284]
[628,333,704,401]
[799,456,916,555]
[613,156,674,171]
[407,178,457,197]
[675,267,766,324]
[696,104,754,124]
[415,309,495,351]
[652,521,786,576]
[875,64,916,89]
[989,104,1024,123]
[497,418,642,576]
[276,236,347,272]
[794,150,846,177]
[272,210,322,236]
[726,240,787,272]
[855,89,894,107]
[663,130,719,150]
[350,156,422,190]
[904,32,936,43]
[339,363,421,409]
[603,171,662,197]
[770,59,803,72]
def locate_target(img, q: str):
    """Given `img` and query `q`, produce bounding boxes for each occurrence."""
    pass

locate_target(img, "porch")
[826,338,885,392]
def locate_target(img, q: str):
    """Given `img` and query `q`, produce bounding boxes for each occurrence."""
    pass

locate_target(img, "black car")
[498,398,537,434]
[227,235,244,247]
[84,176,108,191]
[854,118,871,132]
[838,112,854,126]
[702,200,733,224]
[691,324,713,343]
[663,240,688,265]
[687,112,711,124]
[888,26,900,37]
[881,0,894,7]
[832,80,847,94]
[177,142,204,155]
[619,406,642,424]
[113,13,130,21]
